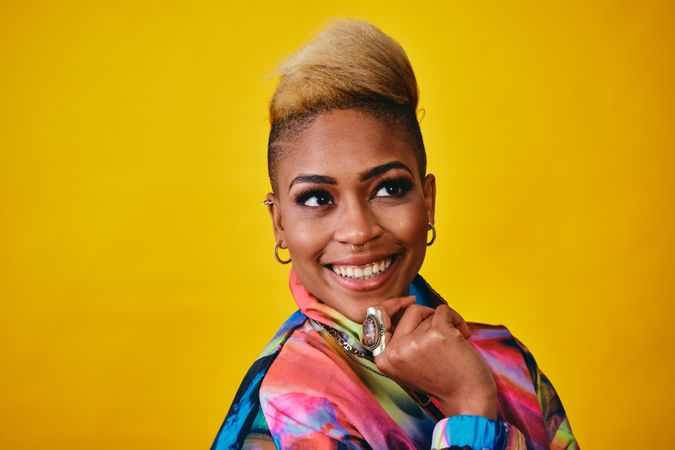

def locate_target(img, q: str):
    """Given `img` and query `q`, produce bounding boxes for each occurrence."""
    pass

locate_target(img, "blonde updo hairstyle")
[267,19,426,192]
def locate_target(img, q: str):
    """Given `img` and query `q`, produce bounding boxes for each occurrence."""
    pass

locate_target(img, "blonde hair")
[267,19,425,191]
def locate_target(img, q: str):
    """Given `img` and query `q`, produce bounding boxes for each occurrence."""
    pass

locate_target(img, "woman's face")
[268,109,435,323]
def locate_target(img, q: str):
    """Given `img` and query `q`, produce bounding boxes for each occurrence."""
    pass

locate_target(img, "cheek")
[284,216,329,260]
[380,202,429,246]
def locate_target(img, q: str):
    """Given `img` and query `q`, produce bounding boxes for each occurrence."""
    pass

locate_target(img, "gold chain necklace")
[312,320,391,379]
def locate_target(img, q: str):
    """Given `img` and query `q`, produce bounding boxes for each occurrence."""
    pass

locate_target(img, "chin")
[320,255,414,321]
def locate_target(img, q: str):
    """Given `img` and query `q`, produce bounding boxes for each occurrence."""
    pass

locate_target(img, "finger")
[456,318,472,339]
[373,330,392,358]
[436,303,471,339]
[391,304,435,340]
[452,311,471,339]
[376,296,416,321]
[448,306,471,339]
[430,304,469,338]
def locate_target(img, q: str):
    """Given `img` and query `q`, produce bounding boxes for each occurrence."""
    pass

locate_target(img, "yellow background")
[1,1,673,448]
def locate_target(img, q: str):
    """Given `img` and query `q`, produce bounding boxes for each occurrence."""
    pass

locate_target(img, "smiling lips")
[330,257,393,280]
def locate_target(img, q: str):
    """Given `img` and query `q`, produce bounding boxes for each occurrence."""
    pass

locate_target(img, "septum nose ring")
[351,243,367,252]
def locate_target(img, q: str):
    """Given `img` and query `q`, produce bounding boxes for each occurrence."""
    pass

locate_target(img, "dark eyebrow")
[287,161,413,193]
[359,161,413,182]
[288,174,337,192]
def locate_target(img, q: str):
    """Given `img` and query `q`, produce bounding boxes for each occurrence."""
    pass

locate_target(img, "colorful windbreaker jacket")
[211,270,579,450]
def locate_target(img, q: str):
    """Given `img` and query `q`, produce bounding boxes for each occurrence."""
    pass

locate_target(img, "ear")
[422,174,436,225]
[265,192,286,247]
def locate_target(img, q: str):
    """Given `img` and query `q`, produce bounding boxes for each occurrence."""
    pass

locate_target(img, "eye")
[373,178,413,198]
[304,194,333,207]
[295,189,334,207]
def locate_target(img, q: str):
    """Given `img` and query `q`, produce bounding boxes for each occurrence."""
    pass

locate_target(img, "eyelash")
[293,177,413,208]
[294,188,333,207]
[373,177,413,199]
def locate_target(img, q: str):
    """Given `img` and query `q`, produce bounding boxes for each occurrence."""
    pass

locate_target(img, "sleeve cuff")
[431,415,508,450]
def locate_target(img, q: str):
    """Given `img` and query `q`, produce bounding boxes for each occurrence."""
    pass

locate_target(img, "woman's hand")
[373,297,497,420]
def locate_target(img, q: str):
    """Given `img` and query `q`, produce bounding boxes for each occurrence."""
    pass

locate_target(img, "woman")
[212,19,578,450]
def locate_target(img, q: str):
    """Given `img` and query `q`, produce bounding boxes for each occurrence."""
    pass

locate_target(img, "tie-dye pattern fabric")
[212,270,579,449]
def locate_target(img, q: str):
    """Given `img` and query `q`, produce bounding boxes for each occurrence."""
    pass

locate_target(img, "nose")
[333,197,383,246]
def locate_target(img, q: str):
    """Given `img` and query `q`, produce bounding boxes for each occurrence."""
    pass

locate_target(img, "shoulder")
[211,311,308,450]
[260,321,365,398]
[466,321,534,359]
[467,322,540,376]
[466,322,539,386]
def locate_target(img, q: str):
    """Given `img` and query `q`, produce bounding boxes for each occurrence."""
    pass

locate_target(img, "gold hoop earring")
[274,241,291,264]
[426,223,436,246]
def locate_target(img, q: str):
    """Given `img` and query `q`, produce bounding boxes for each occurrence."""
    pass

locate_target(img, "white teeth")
[331,257,394,280]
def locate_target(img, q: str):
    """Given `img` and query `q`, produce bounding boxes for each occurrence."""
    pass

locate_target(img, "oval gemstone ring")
[361,306,390,357]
